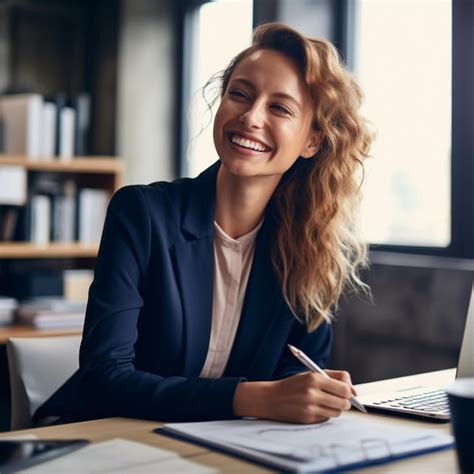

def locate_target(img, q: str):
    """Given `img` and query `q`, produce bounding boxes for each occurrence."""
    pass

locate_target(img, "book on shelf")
[0,92,91,159]
[0,206,20,241]
[15,297,86,329]
[0,94,43,157]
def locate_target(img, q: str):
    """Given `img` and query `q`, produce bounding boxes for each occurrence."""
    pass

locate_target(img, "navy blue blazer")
[36,161,331,423]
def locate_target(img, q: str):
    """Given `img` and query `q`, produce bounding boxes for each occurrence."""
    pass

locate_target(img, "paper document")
[22,438,216,473]
[162,415,454,472]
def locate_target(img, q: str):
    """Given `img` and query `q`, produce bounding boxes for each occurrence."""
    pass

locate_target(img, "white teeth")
[230,135,268,152]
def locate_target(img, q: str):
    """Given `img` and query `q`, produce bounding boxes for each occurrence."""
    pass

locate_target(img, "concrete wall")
[116,0,177,185]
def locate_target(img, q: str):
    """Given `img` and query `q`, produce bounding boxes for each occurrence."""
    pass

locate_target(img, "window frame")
[348,0,473,259]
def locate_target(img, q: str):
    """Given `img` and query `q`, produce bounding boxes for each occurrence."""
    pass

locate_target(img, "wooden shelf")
[0,242,99,259]
[0,155,122,174]
[0,324,82,344]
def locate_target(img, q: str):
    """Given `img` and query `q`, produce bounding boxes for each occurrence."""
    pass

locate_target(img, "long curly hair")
[209,22,374,332]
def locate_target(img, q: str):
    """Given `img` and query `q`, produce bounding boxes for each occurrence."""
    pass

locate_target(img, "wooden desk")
[0,370,459,473]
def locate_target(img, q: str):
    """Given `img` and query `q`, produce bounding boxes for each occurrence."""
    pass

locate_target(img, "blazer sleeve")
[78,186,243,422]
[272,319,333,380]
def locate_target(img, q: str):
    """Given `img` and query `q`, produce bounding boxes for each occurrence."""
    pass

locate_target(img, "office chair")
[6,335,81,430]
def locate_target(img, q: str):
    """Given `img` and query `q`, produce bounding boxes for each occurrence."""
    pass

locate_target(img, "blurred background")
[0,0,473,429]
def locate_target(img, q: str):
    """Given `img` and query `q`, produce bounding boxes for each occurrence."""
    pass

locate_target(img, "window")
[356,0,452,248]
[183,0,253,178]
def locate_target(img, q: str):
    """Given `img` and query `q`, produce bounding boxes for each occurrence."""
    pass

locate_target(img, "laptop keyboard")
[372,389,450,415]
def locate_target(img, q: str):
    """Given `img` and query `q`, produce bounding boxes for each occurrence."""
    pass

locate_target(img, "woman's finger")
[324,370,356,395]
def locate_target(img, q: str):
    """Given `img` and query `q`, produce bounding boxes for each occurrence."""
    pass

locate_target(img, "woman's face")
[213,48,319,180]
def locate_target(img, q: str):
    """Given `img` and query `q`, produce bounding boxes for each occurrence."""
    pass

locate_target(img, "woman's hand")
[233,370,355,424]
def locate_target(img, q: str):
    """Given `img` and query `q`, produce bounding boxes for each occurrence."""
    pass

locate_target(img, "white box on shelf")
[0,165,27,205]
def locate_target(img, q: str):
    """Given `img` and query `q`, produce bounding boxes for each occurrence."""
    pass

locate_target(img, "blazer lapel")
[171,162,220,377]
[171,238,214,377]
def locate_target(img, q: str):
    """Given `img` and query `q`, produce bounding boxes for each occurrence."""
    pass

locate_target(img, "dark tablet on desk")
[0,439,89,473]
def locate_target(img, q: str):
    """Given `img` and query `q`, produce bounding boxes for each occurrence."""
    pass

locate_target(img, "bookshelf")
[0,0,121,431]
[0,155,122,259]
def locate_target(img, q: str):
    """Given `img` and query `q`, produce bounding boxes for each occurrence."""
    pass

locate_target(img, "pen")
[288,344,368,414]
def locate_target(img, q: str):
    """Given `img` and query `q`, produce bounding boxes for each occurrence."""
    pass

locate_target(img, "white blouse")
[199,219,264,379]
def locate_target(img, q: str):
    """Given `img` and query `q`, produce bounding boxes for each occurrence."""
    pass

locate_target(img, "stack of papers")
[161,415,454,472]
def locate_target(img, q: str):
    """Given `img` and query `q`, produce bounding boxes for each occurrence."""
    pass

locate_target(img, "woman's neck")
[215,165,280,239]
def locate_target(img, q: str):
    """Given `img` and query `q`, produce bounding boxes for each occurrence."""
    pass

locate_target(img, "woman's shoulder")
[110,176,194,213]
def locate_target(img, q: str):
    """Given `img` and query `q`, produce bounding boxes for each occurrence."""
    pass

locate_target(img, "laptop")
[359,283,474,421]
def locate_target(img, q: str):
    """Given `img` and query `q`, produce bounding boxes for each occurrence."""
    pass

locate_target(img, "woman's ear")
[301,130,322,159]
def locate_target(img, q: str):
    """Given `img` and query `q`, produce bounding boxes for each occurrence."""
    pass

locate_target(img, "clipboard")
[155,416,454,472]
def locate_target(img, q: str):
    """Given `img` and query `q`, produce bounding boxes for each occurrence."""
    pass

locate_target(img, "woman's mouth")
[228,133,271,153]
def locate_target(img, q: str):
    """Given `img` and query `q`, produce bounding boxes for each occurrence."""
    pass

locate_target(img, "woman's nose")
[239,101,265,128]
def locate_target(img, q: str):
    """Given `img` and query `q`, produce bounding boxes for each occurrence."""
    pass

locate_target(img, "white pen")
[288,344,368,414]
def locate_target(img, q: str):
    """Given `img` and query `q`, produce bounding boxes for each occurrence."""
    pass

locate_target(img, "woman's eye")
[228,90,248,100]
[272,104,291,115]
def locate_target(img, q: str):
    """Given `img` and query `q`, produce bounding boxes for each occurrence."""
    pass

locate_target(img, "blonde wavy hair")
[209,23,373,332]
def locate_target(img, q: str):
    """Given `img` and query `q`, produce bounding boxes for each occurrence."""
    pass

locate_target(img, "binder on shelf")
[52,181,76,243]
[59,106,76,160]
[30,194,51,245]
[0,94,43,158]
[40,101,57,158]
[77,188,109,244]
[53,93,67,156]
[73,93,91,156]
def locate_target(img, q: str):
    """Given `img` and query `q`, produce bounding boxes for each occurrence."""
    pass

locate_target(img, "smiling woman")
[35,23,374,427]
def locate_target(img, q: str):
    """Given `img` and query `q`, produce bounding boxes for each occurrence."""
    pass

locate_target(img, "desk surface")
[0,369,458,473]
